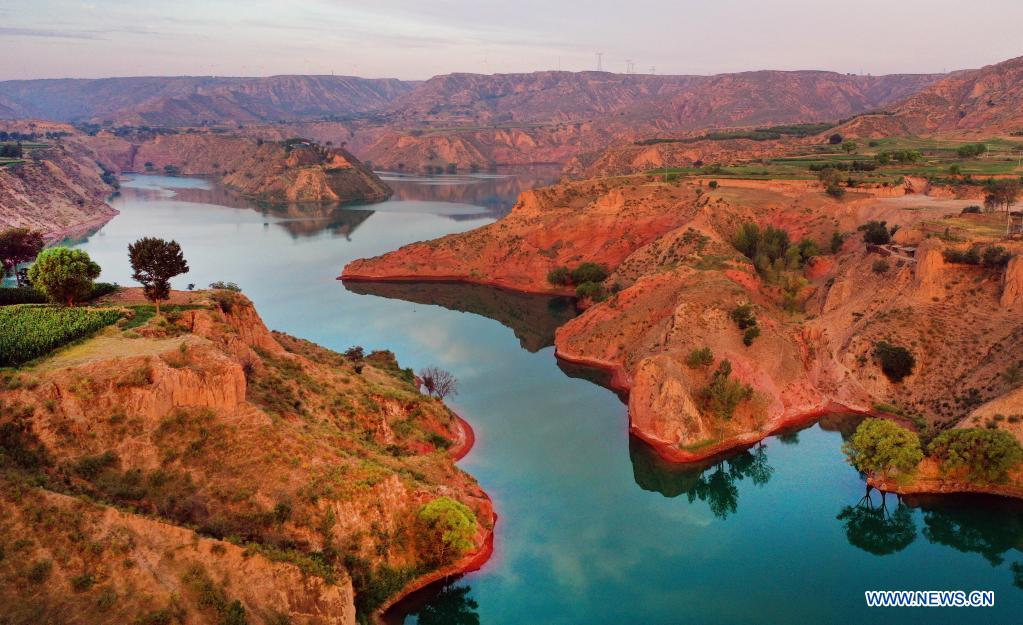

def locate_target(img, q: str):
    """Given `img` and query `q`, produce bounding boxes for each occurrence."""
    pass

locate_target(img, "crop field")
[0,305,122,366]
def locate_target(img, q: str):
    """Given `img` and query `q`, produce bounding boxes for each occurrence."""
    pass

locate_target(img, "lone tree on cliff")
[28,247,101,306]
[0,227,44,287]
[419,366,459,399]
[128,237,189,315]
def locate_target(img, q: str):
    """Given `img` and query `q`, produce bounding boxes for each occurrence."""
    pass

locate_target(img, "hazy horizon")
[2,0,1022,81]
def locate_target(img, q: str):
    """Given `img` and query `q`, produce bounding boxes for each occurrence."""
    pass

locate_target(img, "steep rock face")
[0,130,118,238]
[912,238,946,301]
[1002,255,1023,308]
[629,355,707,448]
[0,290,493,622]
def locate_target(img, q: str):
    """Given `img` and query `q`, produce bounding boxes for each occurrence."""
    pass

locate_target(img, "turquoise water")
[73,174,1023,625]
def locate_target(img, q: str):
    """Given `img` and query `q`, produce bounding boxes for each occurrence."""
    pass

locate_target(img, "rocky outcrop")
[912,238,946,300]
[1002,255,1023,308]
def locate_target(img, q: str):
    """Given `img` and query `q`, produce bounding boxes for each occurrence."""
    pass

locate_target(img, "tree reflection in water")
[836,489,917,555]
[630,437,774,520]
[839,489,1023,589]
[409,583,479,625]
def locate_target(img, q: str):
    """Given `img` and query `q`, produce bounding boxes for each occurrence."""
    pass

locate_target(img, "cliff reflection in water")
[344,281,576,353]
[170,185,376,239]
[629,437,774,519]
[381,166,562,218]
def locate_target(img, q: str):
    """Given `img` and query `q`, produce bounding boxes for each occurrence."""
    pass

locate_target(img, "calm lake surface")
[73,173,1023,625]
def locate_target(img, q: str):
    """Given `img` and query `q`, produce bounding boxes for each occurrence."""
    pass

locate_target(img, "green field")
[0,305,122,367]
[646,136,1023,183]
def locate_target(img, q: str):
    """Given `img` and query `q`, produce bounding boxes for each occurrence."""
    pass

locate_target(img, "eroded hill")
[343,174,1023,468]
[0,290,493,623]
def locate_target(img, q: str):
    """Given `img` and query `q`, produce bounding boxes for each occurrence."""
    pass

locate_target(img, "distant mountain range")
[0,69,944,131]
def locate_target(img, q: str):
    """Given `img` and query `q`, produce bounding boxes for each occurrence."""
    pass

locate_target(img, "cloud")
[0,26,102,40]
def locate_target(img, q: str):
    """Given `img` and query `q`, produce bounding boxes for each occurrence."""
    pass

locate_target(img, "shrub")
[730,303,757,330]
[872,259,890,274]
[685,347,714,369]
[828,133,844,145]
[825,184,846,198]
[708,180,718,189]
[928,428,1023,483]
[0,282,118,307]
[742,326,761,346]
[415,497,477,565]
[546,266,571,286]
[697,360,753,420]
[873,341,915,382]
[830,231,847,254]
[0,287,46,305]
[843,418,922,477]
[859,221,892,245]
[208,281,241,292]
[28,247,101,306]
[570,262,608,285]
[943,244,1012,268]
[575,281,603,299]
[343,346,365,361]
[956,143,987,158]
[0,306,122,366]
[71,572,96,592]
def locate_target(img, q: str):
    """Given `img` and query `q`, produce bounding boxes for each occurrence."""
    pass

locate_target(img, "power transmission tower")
[649,66,656,75]
[625,59,635,74]
[596,52,604,72]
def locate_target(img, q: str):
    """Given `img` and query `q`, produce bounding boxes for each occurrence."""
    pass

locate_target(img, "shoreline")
[553,345,881,464]
[373,408,497,624]
[868,463,1023,501]
[339,273,574,298]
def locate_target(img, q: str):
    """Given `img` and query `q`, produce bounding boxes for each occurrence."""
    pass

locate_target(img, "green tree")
[27,247,101,306]
[841,140,859,154]
[416,497,477,565]
[569,262,608,284]
[128,237,189,315]
[843,418,923,478]
[928,428,1023,483]
[547,266,571,286]
[697,360,754,420]
[0,227,44,287]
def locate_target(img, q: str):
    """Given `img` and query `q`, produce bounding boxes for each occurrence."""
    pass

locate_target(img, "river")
[70,172,1023,625]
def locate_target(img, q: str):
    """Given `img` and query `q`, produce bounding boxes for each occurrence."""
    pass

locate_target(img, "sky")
[1,0,1022,80]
